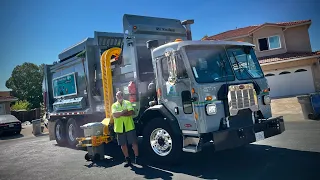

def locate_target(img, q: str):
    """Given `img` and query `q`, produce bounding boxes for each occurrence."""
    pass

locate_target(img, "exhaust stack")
[181,19,194,40]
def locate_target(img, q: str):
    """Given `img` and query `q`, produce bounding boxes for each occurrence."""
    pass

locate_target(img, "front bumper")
[212,116,285,151]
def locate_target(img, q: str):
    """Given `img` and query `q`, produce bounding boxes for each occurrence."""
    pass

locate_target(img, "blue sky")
[0,0,319,91]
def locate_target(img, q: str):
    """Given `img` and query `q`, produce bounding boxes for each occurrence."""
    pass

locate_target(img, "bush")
[11,100,31,111]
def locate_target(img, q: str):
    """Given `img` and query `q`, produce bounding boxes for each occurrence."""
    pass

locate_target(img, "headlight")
[263,95,271,105]
[206,103,217,115]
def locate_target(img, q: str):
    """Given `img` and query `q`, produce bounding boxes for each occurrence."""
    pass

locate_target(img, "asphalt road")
[0,120,320,180]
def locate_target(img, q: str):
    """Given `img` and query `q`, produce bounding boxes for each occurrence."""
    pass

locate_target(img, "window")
[160,58,169,81]
[295,69,307,73]
[279,71,291,75]
[265,73,275,77]
[258,35,281,51]
[136,46,154,82]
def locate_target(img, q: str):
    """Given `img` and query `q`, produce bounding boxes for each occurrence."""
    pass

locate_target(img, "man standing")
[112,91,139,167]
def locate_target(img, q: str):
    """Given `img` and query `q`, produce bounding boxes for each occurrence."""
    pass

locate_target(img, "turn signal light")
[191,88,195,94]
[174,39,183,42]
[205,96,212,101]
[194,112,198,120]
[263,88,270,93]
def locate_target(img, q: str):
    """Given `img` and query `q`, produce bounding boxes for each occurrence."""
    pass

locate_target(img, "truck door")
[156,52,197,131]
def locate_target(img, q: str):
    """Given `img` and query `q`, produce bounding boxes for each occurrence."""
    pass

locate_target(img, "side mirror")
[148,82,156,92]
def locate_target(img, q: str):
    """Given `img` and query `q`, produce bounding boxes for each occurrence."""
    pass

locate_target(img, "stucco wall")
[284,25,312,53]
[253,26,287,58]
[311,60,320,91]
[0,102,11,115]
[5,102,10,114]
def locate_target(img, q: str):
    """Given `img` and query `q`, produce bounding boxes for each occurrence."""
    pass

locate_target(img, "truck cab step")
[183,145,199,153]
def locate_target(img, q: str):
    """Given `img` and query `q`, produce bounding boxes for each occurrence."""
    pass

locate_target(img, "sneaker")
[124,157,131,167]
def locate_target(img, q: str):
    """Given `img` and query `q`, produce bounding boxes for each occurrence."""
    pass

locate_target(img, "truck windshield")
[225,45,264,80]
[184,45,235,83]
[184,45,264,83]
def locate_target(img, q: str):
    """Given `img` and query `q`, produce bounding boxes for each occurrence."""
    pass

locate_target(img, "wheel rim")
[68,124,75,142]
[56,124,61,140]
[149,128,173,156]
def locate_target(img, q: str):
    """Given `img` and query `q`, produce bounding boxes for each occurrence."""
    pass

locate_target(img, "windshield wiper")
[231,52,253,79]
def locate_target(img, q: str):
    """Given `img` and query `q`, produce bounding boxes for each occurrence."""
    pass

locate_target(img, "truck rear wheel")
[66,118,83,148]
[142,117,182,164]
[55,119,67,146]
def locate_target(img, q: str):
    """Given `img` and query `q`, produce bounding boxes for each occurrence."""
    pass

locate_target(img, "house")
[203,19,320,98]
[0,91,18,115]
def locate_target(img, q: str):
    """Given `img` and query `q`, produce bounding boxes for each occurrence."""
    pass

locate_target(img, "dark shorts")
[116,129,137,146]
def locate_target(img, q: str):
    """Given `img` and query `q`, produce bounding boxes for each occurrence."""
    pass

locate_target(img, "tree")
[11,100,31,111]
[6,62,44,109]
[201,34,209,40]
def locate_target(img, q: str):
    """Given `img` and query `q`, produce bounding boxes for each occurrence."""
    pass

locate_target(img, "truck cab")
[142,38,284,162]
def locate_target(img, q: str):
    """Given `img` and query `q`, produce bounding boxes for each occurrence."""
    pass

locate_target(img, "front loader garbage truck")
[43,14,285,163]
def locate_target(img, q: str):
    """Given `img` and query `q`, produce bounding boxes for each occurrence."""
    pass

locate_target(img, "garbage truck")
[42,14,285,163]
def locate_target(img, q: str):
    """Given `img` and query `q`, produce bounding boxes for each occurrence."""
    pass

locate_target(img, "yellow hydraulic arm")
[76,47,121,147]
[100,47,121,120]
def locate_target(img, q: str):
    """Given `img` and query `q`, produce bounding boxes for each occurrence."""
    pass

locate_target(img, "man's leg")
[132,142,139,157]
[121,144,129,158]
[127,130,140,164]
[117,133,131,167]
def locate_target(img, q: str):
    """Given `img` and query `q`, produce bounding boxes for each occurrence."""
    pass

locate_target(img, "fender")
[139,104,182,135]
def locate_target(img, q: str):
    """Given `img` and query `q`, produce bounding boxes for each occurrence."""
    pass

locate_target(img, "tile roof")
[258,51,320,64]
[204,19,311,40]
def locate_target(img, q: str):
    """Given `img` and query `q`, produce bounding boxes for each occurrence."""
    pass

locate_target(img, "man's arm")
[122,110,134,116]
[121,101,135,116]
[112,104,123,118]
[112,111,123,118]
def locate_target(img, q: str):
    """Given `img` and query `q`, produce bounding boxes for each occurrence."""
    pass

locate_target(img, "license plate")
[255,131,265,141]
[8,124,14,128]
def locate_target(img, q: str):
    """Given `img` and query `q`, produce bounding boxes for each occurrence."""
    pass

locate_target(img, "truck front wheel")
[142,117,182,164]
[55,119,67,146]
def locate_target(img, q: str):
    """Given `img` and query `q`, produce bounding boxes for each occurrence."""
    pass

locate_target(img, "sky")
[0,0,319,91]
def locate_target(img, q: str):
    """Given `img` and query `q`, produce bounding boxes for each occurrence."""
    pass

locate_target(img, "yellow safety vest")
[111,100,135,133]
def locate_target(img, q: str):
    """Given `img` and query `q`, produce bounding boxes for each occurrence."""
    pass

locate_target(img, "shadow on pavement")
[83,142,174,179]
[0,133,24,140]
[145,144,320,180]
[82,142,320,180]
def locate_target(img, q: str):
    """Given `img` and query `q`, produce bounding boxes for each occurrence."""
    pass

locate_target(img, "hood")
[0,115,20,124]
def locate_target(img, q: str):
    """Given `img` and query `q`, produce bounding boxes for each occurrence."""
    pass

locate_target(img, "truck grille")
[227,83,258,116]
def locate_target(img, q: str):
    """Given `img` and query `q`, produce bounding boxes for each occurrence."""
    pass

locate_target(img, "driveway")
[271,97,306,121]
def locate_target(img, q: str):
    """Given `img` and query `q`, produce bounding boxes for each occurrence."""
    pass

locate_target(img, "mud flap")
[48,121,56,141]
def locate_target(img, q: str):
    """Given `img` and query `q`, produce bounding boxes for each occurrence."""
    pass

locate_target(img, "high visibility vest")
[111,100,135,133]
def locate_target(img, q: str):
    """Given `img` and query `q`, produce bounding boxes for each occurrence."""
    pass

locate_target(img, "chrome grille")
[228,84,258,116]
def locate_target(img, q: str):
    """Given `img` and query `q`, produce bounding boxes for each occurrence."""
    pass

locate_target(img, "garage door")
[264,66,315,98]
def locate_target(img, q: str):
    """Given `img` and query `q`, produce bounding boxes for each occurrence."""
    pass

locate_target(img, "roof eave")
[249,21,312,34]
[0,98,18,103]
[260,54,320,66]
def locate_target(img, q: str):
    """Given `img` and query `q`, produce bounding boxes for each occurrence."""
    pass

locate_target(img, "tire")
[66,118,83,148]
[85,153,91,161]
[54,119,67,146]
[142,117,183,165]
